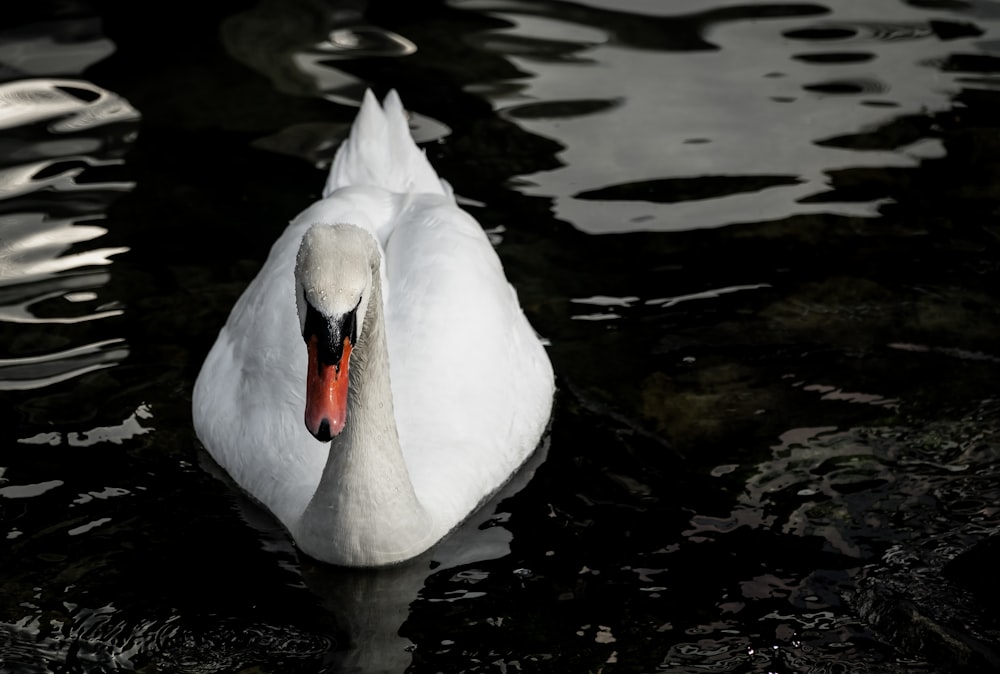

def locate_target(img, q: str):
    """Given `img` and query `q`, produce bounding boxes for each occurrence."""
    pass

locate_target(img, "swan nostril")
[316,419,332,442]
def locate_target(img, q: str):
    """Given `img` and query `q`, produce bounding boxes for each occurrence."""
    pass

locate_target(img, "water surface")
[2,0,999,672]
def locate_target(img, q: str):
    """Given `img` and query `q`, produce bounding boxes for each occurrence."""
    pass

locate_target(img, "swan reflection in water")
[208,436,550,673]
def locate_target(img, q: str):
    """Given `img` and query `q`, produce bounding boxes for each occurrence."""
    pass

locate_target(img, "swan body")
[193,90,554,567]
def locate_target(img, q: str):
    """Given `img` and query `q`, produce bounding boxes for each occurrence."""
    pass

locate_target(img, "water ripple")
[575,175,804,204]
[694,405,1000,561]
[503,97,622,120]
[783,21,935,43]
[223,6,417,107]
[0,79,139,132]
[568,284,769,321]
[0,77,137,390]
[0,609,334,674]
[0,18,114,77]
[0,157,130,200]
[19,403,152,446]
[0,213,127,286]
[0,338,128,390]
[792,51,877,64]
[309,25,417,58]
[459,0,1000,232]
[802,77,890,95]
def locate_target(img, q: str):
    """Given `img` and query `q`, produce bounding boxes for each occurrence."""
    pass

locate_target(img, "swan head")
[294,223,377,442]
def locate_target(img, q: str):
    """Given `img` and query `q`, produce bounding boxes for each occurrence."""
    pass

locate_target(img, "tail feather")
[324,89,451,199]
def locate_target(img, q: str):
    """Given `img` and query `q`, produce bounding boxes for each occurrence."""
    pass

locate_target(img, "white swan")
[192,90,555,567]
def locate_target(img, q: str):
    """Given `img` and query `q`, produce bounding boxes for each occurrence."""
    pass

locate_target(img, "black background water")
[1,0,999,672]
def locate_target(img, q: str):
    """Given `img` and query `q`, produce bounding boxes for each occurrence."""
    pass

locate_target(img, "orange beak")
[304,334,352,442]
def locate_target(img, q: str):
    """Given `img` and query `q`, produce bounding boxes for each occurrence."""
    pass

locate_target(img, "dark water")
[2,0,1000,671]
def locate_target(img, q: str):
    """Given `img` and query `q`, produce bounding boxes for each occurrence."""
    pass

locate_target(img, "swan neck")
[295,248,434,566]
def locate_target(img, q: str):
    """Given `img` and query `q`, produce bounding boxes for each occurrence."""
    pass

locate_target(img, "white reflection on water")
[67,517,113,536]
[0,79,138,131]
[18,402,153,445]
[0,270,124,325]
[455,0,1000,233]
[798,382,900,409]
[0,77,139,389]
[0,214,128,287]
[569,293,638,321]
[0,338,128,390]
[646,283,770,307]
[569,284,769,319]
[0,479,64,499]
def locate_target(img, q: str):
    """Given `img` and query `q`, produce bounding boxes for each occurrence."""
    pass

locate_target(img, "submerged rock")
[848,403,1000,673]
[852,549,1000,673]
